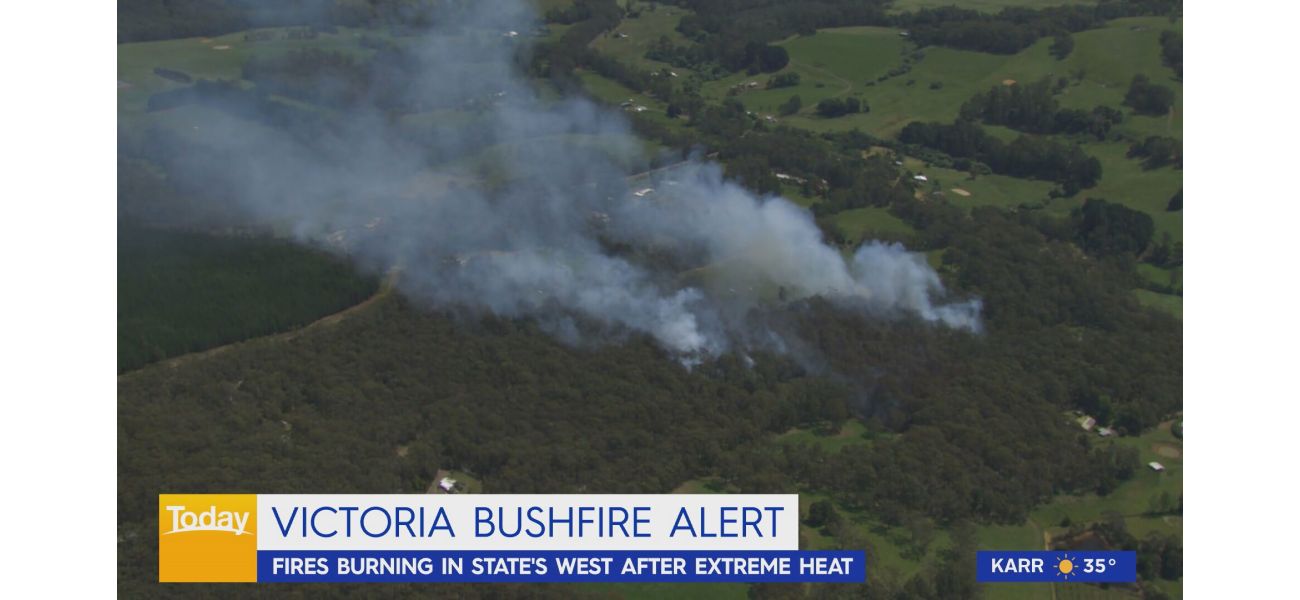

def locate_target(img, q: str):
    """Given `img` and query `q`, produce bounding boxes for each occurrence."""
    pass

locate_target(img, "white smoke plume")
[132,0,981,361]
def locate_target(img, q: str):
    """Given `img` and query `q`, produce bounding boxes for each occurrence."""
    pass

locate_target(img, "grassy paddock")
[832,207,916,242]
[702,27,905,120]
[742,17,1182,241]
[1055,17,1183,140]
[889,0,1080,13]
[891,152,1057,209]
[1135,289,1182,319]
[591,2,696,75]
[1032,421,1183,537]
[1058,141,1183,241]
[778,419,874,452]
[118,27,383,115]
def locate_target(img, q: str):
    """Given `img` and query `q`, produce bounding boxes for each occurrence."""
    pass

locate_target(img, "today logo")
[158,494,258,582]
[164,505,251,536]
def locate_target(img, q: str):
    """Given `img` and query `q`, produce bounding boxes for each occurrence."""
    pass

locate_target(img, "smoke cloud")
[134,0,980,361]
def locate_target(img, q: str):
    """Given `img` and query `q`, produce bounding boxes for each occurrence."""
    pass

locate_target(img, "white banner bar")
[256,494,799,551]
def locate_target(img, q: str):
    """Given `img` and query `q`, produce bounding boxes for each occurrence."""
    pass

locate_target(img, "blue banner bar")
[976,551,1136,583]
[258,550,865,583]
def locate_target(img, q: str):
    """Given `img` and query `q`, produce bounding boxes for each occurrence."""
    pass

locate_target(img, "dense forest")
[117,225,378,372]
[119,196,1181,595]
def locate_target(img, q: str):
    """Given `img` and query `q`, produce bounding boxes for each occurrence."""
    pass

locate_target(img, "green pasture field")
[576,70,697,142]
[1126,514,1182,540]
[742,17,1183,248]
[1055,17,1183,141]
[888,0,1084,13]
[118,27,383,116]
[776,42,1028,136]
[903,155,1056,209]
[881,137,1180,242]
[1032,421,1183,536]
[1056,141,1183,241]
[1135,263,1182,318]
[777,184,822,208]
[743,16,1180,142]
[1136,289,1182,319]
[1137,263,1181,293]
[780,28,906,87]
[701,27,906,120]
[591,2,696,75]
[578,69,661,106]
[832,206,917,242]
[777,419,874,452]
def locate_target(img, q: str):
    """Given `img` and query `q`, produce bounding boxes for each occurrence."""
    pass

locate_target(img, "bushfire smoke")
[132,0,981,361]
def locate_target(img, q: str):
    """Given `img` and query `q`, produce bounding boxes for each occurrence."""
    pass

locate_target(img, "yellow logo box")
[158,494,257,582]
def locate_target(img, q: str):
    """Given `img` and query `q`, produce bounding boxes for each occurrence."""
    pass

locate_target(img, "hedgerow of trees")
[1124,74,1176,116]
[899,119,1103,193]
[959,78,1123,140]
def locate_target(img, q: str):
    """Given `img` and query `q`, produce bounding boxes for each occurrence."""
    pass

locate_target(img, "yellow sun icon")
[1056,555,1076,580]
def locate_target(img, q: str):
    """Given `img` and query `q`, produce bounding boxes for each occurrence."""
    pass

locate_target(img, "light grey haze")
[145,0,981,361]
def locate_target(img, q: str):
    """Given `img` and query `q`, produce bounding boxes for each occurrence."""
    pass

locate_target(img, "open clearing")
[763,16,1181,143]
[1057,141,1183,241]
[591,2,695,75]
[894,152,1056,210]
[831,206,916,242]
[778,419,876,452]
[1153,443,1182,459]
[117,26,383,115]
[1136,290,1182,319]
[1055,17,1183,141]
[701,27,905,118]
[1033,421,1183,530]
[889,0,1079,13]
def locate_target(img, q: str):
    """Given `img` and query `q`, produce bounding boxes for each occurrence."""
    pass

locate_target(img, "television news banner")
[158,494,1134,584]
